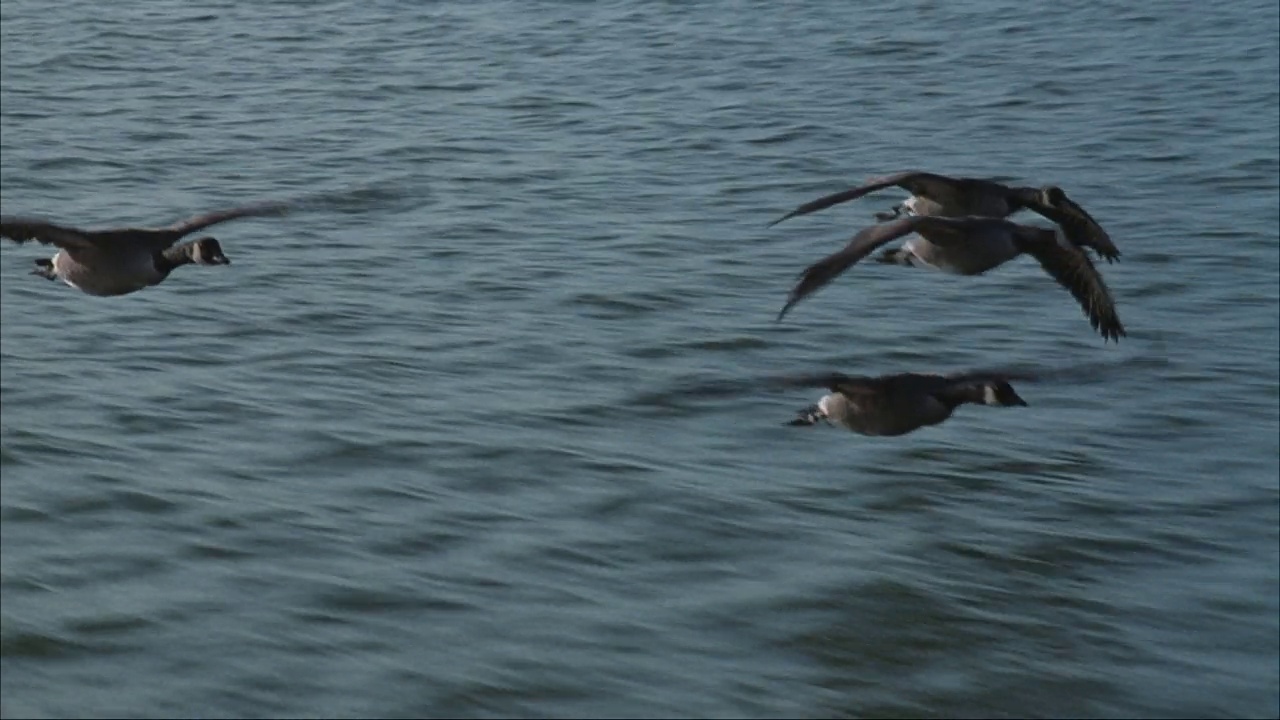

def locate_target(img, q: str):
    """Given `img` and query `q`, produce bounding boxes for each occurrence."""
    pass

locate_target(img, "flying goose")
[783,369,1031,437]
[1,201,288,296]
[768,170,1120,263]
[777,214,1126,342]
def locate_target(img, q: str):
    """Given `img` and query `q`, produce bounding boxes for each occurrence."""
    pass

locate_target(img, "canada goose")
[1,201,288,296]
[777,214,1126,342]
[783,369,1031,437]
[768,170,1119,263]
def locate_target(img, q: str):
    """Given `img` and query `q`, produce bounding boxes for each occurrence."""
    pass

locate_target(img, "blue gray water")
[2,1,1278,718]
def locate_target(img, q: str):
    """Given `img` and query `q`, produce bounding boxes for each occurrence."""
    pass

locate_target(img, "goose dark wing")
[906,215,1001,247]
[1016,229,1127,342]
[1023,192,1120,263]
[777,215,936,320]
[767,170,957,227]
[1,216,96,250]
[155,200,291,241]
[78,200,292,250]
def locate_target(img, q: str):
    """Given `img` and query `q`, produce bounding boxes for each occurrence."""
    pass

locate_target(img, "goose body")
[784,370,1031,437]
[778,215,1126,342]
[769,170,1120,263]
[1,201,287,296]
[41,247,174,296]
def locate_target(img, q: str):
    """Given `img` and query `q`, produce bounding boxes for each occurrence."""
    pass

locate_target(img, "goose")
[768,170,1119,263]
[783,369,1031,437]
[1,201,288,296]
[777,214,1126,342]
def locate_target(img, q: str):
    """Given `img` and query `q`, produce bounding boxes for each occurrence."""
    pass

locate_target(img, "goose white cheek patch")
[818,394,837,417]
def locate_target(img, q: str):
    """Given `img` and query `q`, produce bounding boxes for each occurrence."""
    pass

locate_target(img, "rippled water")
[2,1,1278,718]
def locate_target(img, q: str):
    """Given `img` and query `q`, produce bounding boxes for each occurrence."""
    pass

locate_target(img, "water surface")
[2,1,1278,717]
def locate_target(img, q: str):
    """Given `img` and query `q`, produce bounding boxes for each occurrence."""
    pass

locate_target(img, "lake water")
[2,1,1278,717]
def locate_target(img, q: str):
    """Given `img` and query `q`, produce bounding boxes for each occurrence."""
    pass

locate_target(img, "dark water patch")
[0,630,90,660]
[26,156,134,172]
[781,576,992,666]
[109,488,181,515]
[311,584,471,615]
[565,291,689,319]
[363,528,467,558]
[288,436,430,471]
[183,540,257,561]
[64,613,155,637]
[424,678,597,720]
[124,129,192,143]
[848,38,941,59]
[0,504,53,522]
